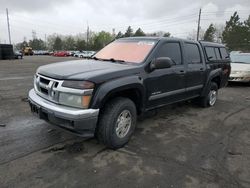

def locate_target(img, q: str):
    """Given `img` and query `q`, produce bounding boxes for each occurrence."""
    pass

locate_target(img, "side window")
[220,48,229,60]
[156,42,182,65]
[185,43,202,64]
[205,47,216,61]
[215,48,221,60]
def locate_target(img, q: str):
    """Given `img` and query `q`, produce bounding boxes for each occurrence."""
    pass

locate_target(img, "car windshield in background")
[94,40,156,64]
[230,53,250,64]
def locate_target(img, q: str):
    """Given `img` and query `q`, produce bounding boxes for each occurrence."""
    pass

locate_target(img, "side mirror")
[150,57,173,70]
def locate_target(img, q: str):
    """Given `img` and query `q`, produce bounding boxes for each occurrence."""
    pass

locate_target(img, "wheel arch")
[201,69,222,96]
[91,76,146,115]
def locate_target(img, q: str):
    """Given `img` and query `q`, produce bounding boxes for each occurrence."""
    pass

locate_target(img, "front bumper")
[28,89,99,137]
[229,74,250,82]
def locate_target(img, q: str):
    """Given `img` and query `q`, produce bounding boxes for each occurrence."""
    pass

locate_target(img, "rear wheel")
[199,82,218,107]
[96,97,137,149]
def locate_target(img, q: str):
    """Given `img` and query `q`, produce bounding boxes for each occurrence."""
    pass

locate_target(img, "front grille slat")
[34,75,61,103]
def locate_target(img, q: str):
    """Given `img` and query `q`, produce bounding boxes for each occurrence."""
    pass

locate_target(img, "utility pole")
[6,8,12,44]
[196,8,201,41]
[44,34,47,49]
[86,21,89,50]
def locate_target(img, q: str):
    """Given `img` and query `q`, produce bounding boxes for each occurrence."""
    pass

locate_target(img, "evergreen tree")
[222,12,249,51]
[53,36,63,50]
[29,39,46,50]
[163,32,171,37]
[204,24,216,42]
[134,28,146,36]
[76,39,86,51]
[116,31,124,39]
[63,36,76,50]
[124,26,133,37]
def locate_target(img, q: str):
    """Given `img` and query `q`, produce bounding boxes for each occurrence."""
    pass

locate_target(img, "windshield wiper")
[89,56,101,60]
[89,56,126,63]
[107,58,125,63]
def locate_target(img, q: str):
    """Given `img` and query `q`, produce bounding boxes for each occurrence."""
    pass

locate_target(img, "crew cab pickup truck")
[28,37,231,149]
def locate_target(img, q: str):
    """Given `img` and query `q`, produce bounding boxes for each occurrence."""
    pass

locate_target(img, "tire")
[96,97,137,149]
[199,82,218,107]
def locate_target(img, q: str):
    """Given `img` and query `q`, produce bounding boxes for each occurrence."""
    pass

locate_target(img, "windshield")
[94,40,156,64]
[230,53,250,64]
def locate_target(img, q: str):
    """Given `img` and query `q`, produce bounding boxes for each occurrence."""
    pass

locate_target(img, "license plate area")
[29,102,46,119]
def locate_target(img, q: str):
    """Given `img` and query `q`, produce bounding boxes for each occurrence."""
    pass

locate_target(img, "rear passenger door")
[184,42,206,97]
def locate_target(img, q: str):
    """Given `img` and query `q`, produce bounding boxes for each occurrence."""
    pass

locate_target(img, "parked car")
[73,51,82,57]
[28,37,231,149]
[53,51,70,57]
[75,51,96,58]
[14,50,23,59]
[229,52,250,83]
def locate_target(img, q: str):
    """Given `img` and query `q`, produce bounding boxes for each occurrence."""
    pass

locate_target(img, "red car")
[53,51,70,57]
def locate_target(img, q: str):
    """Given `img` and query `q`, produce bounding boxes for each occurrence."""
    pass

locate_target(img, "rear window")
[205,47,222,61]
[185,43,202,64]
[215,48,221,60]
[205,47,216,61]
[220,48,229,60]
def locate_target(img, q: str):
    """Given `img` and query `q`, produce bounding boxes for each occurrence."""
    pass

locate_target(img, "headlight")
[62,80,94,89]
[59,93,92,109]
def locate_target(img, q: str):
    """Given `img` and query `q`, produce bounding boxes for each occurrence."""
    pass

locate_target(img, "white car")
[75,51,95,58]
[229,52,250,83]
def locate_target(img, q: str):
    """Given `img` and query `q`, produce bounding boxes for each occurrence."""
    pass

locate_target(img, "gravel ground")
[0,56,250,188]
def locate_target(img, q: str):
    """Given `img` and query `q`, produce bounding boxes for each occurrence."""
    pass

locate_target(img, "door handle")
[179,70,185,73]
[200,68,204,71]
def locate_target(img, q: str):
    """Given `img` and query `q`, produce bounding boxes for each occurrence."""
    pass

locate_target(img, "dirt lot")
[0,56,250,188]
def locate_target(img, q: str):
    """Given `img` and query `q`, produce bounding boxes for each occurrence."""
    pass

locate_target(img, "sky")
[0,0,249,44]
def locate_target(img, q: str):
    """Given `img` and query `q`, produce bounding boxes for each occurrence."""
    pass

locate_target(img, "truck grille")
[34,74,61,103]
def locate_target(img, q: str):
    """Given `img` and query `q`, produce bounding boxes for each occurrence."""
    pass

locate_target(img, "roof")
[199,41,225,48]
[117,37,200,44]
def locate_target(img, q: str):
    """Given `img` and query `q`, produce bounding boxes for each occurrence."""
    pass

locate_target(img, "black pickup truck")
[29,37,231,149]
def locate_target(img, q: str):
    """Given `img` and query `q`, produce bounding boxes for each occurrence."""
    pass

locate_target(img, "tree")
[116,31,124,39]
[53,36,63,50]
[163,32,171,37]
[29,39,46,50]
[63,36,75,50]
[124,26,133,37]
[92,31,113,50]
[76,39,86,51]
[15,41,29,50]
[134,28,146,36]
[222,12,250,51]
[203,24,216,42]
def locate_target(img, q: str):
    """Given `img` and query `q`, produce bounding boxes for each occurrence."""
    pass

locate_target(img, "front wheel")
[96,97,137,149]
[199,82,218,107]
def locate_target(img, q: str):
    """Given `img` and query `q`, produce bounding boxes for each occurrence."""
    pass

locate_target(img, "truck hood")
[37,59,141,83]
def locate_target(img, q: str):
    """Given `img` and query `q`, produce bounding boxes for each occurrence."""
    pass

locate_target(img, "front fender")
[91,75,146,110]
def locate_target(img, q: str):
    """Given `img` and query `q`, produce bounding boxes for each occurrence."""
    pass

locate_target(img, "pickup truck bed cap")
[118,37,225,48]
[118,37,199,44]
[199,41,225,47]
